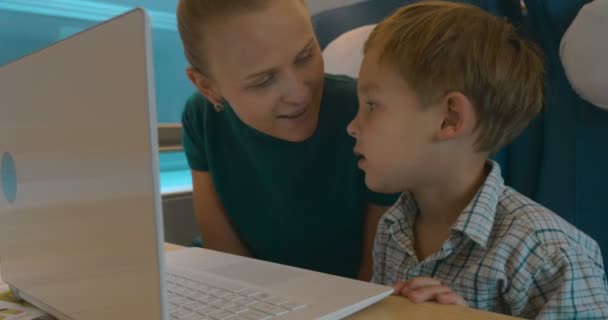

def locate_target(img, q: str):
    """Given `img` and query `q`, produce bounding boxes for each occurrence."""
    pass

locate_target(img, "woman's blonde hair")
[177,0,306,76]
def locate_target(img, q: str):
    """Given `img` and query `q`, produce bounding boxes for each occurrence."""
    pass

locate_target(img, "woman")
[176,0,396,280]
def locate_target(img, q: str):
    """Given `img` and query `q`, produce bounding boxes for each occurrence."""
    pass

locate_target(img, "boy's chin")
[364,175,401,194]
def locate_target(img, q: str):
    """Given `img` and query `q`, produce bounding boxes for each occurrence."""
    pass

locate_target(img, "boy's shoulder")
[494,187,602,262]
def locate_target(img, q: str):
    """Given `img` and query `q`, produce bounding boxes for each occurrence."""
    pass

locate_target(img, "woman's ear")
[186,67,223,106]
[437,91,476,142]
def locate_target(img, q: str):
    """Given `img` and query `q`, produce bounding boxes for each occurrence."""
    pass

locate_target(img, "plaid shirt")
[372,161,608,319]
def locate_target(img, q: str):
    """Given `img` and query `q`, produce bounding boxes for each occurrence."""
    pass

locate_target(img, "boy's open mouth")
[354,149,364,158]
[354,149,367,167]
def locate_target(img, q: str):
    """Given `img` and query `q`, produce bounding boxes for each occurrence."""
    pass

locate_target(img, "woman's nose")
[281,74,311,107]
[284,84,310,107]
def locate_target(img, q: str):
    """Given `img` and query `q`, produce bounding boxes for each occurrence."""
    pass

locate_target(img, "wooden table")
[164,243,520,320]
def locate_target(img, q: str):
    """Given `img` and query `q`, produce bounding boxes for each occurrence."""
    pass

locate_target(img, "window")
[0,0,192,123]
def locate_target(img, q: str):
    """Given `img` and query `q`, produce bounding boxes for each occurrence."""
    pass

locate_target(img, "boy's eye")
[366,101,378,111]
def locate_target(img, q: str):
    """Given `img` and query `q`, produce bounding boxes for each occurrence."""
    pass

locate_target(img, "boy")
[346,1,608,318]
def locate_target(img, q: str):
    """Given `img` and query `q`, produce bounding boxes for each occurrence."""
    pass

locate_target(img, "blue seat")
[312,0,522,49]
[502,0,608,270]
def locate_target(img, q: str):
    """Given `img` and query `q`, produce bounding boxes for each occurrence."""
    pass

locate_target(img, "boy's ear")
[436,91,476,142]
[186,67,223,106]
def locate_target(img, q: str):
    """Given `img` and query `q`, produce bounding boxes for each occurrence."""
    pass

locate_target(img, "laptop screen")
[0,9,167,320]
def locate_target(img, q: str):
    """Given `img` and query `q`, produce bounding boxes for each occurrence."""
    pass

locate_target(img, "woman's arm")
[358,203,389,281]
[191,170,251,257]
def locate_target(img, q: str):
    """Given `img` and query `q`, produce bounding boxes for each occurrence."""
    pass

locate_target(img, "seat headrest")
[322,24,376,78]
[560,0,608,110]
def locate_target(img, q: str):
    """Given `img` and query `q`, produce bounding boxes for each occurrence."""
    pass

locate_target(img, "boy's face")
[347,48,443,193]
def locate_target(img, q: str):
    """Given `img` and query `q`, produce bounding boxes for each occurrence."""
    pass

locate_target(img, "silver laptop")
[0,8,392,320]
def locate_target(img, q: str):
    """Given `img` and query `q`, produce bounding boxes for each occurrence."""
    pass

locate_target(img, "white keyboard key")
[197,305,222,316]
[189,293,206,300]
[197,285,212,293]
[264,296,287,306]
[211,289,231,298]
[183,301,207,311]
[238,288,261,297]
[280,301,306,311]
[198,296,220,304]
[210,299,233,308]
[209,310,236,320]
[223,293,243,302]
[185,281,202,290]
[170,297,190,306]
[223,304,249,314]
[251,292,271,301]
[184,288,199,296]
[174,287,189,296]
[234,297,257,306]
[203,277,247,293]
[176,279,190,286]
[250,302,288,316]
[171,309,195,319]
[239,310,272,320]
[206,287,225,295]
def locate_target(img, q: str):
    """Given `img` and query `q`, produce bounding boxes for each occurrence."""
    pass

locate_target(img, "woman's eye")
[251,74,275,88]
[296,52,312,65]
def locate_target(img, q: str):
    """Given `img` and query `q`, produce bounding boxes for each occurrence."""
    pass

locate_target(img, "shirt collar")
[451,160,505,249]
[382,192,418,256]
[383,160,505,250]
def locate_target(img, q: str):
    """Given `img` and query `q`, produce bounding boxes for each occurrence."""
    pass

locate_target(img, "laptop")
[0,8,392,320]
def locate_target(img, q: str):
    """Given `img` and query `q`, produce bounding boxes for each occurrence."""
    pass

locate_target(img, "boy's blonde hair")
[177,0,306,76]
[365,1,544,153]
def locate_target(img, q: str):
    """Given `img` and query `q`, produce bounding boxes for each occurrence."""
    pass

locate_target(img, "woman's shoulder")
[322,74,359,115]
[182,91,209,117]
[182,91,217,129]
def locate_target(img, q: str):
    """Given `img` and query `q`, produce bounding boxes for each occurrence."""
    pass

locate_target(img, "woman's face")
[193,0,324,142]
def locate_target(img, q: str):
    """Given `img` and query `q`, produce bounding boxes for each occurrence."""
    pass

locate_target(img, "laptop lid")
[0,8,167,320]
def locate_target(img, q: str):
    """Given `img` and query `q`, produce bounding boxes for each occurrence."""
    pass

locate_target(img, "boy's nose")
[347,118,359,138]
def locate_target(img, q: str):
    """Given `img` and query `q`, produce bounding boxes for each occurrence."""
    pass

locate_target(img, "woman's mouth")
[278,107,308,120]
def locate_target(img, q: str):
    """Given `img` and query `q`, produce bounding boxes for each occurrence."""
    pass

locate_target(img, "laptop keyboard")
[166,272,307,320]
